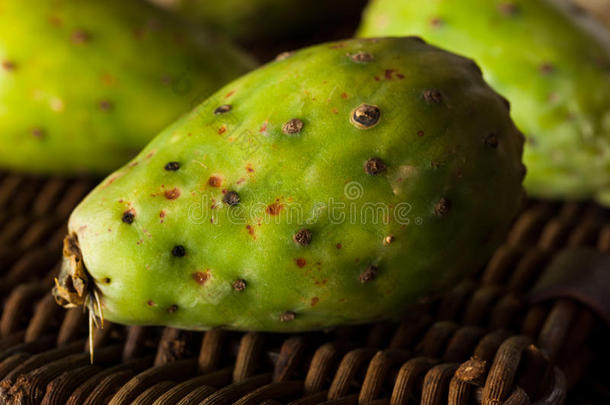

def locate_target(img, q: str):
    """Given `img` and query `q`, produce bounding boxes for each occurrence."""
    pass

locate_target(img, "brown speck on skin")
[293,229,313,246]
[168,305,178,313]
[232,279,247,291]
[266,202,283,216]
[193,271,210,285]
[280,311,296,322]
[103,277,111,284]
[311,297,319,307]
[434,198,451,216]
[351,104,380,129]
[223,191,240,206]
[2,60,16,71]
[540,63,555,74]
[98,100,113,111]
[122,210,135,224]
[31,127,45,139]
[282,118,304,135]
[275,51,293,61]
[484,133,499,148]
[336,243,342,249]
[431,161,442,169]
[165,161,180,171]
[295,258,306,268]
[147,300,155,306]
[430,17,444,27]
[364,157,387,175]
[164,188,181,200]
[359,265,378,283]
[71,29,91,44]
[350,51,374,63]
[423,89,443,104]
[383,235,395,246]
[214,104,232,115]
[160,210,166,218]
[208,176,222,187]
[172,245,186,257]
[417,130,425,137]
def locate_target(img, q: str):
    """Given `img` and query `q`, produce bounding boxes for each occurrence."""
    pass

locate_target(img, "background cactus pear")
[0,0,256,175]
[358,0,610,205]
[54,37,525,332]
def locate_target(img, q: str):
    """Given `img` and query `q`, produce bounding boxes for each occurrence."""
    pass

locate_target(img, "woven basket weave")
[0,172,608,404]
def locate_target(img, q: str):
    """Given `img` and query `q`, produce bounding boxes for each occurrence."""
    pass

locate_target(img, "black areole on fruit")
[223,191,240,206]
[351,104,380,129]
[214,104,232,114]
[122,211,135,224]
[172,245,186,257]
[364,158,386,175]
[165,161,180,171]
[293,229,313,246]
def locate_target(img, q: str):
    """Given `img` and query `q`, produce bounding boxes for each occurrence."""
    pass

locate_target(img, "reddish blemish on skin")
[160,210,166,218]
[259,121,268,133]
[225,90,235,98]
[296,258,306,268]
[146,151,154,159]
[266,202,283,216]
[164,188,181,200]
[336,243,342,249]
[218,126,227,135]
[417,130,425,137]
[384,69,405,80]
[246,164,254,173]
[311,297,319,307]
[374,76,380,81]
[246,225,256,239]
[208,176,222,187]
[193,271,210,285]
[236,178,246,184]
[147,300,155,306]
[430,17,444,27]
[314,279,328,286]
[341,92,348,99]
[332,108,338,114]
[105,174,120,187]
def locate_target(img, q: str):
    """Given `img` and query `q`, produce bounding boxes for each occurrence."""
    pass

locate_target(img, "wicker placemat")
[0,172,608,404]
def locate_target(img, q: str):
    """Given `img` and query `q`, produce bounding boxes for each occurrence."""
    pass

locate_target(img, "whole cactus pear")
[53,37,525,333]
[0,0,256,175]
[358,0,610,205]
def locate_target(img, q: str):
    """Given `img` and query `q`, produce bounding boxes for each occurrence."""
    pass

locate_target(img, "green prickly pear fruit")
[53,37,525,333]
[358,0,610,205]
[0,0,256,175]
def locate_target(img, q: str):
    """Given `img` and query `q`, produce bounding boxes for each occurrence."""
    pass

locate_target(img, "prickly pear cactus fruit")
[0,0,255,175]
[54,37,525,332]
[359,0,610,205]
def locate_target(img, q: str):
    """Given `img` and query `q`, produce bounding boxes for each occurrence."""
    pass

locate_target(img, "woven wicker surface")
[0,172,608,404]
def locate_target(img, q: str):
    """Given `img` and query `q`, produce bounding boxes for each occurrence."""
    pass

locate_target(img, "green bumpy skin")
[59,37,525,332]
[0,0,256,175]
[359,0,610,205]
